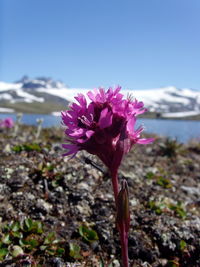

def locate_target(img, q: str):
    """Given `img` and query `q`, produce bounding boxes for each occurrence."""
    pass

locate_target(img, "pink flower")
[61,86,154,267]
[61,87,153,175]
[0,118,14,128]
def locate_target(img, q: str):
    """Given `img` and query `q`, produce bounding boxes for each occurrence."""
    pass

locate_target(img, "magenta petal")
[68,128,86,137]
[87,89,98,102]
[87,91,94,101]
[99,108,113,129]
[62,143,79,156]
[99,88,106,102]
[74,93,87,107]
[86,130,95,138]
[137,138,155,144]
[113,86,121,95]
[87,103,94,116]
[71,102,81,111]
[126,117,136,133]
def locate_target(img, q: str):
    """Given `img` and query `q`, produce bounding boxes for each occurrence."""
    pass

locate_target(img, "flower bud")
[116,179,130,233]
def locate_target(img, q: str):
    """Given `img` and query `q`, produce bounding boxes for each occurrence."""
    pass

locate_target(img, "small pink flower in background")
[61,86,153,175]
[0,117,14,128]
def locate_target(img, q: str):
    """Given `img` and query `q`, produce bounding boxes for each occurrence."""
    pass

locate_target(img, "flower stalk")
[116,179,130,267]
[14,113,22,136]
[35,118,43,139]
[111,171,119,204]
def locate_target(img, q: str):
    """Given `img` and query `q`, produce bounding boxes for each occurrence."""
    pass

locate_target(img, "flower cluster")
[0,117,14,128]
[62,86,154,266]
[61,86,153,175]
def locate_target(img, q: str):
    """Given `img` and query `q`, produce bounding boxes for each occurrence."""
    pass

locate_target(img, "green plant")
[79,225,99,243]
[147,201,165,215]
[179,240,187,251]
[156,176,172,188]
[69,243,83,260]
[159,138,182,158]
[0,218,65,262]
[12,143,41,152]
[168,202,187,219]
[145,171,155,180]
[145,171,172,189]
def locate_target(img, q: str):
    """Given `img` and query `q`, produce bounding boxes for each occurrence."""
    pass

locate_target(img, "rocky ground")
[0,125,200,267]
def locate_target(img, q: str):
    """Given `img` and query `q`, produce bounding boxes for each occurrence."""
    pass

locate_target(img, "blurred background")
[0,0,200,142]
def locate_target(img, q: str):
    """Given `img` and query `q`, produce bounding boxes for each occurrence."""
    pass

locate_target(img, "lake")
[0,113,200,143]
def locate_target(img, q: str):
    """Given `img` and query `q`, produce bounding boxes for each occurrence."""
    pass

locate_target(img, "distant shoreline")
[1,110,200,121]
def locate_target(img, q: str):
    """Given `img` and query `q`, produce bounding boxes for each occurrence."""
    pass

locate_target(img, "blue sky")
[1,0,200,89]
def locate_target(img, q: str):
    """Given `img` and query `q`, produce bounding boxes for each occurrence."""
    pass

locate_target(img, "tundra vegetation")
[0,116,199,266]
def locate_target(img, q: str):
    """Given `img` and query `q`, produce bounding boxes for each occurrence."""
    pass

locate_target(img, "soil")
[0,125,200,267]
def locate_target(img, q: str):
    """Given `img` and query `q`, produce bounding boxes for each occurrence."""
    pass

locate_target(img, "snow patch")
[0,93,13,100]
[162,111,200,118]
[0,82,22,91]
[15,88,44,103]
[52,111,61,116]
[0,107,14,113]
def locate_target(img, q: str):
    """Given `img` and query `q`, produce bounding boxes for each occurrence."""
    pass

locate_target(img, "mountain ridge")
[0,77,200,119]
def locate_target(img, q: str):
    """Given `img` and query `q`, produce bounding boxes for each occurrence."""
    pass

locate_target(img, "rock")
[181,185,200,197]
[76,182,90,190]
[36,199,53,213]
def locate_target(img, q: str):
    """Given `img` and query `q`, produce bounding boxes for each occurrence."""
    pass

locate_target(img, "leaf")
[22,218,43,233]
[156,176,172,188]
[12,145,23,152]
[79,225,99,243]
[44,232,56,245]
[56,247,65,256]
[46,164,54,171]
[2,233,11,245]
[45,245,62,256]
[32,221,43,234]
[0,248,8,260]
[19,239,27,247]
[145,171,154,180]
[20,234,40,250]
[11,221,20,232]
[23,218,33,231]
[180,240,187,251]
[27,238,39,249]
[23,143,41,152]
[148,201,163,215]
[168,203,187,219]
[12,231,23,239]
[69,243,83,260]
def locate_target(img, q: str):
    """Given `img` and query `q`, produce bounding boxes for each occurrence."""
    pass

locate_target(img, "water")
[0,113,200,143]
[140,118,200,143]
[0,113,61,128]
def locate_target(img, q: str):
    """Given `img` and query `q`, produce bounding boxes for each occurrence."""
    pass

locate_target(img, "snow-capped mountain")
[0,77,70,114]
[0,77,200,118]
